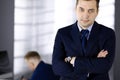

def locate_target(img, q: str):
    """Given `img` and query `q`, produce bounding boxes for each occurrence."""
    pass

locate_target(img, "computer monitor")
[0,50,11,75]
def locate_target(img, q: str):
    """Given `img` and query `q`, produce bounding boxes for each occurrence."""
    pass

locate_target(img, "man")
[23,51,59,80]
[52,0,116,80]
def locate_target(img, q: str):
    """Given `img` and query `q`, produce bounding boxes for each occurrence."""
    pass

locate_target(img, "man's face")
[25,59,34,71]
[76,0,98,28]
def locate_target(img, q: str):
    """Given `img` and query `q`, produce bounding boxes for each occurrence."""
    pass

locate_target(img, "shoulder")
[31,62,52,79]
[94,22,115,40]
[38,61,53,71]
[57,23,75,34]
[38,61,51,69]
[99,24,115,35]
[95,22,115,35]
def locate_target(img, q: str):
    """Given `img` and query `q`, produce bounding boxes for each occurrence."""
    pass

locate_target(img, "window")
[14,0,55,78]
[14,0,115,80]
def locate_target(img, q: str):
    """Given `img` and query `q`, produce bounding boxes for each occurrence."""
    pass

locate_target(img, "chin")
[82,22,92,27]
[81,24,90,27]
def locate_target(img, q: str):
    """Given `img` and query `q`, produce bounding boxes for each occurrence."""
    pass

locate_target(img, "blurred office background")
[14,0,116,80]
[0,0,14,79]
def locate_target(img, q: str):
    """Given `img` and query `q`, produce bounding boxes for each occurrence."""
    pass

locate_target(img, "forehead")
[77,0,97,9]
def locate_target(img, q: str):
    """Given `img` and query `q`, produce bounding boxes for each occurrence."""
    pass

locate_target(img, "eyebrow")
[79,7,84,9]
[79,7,85,11]
[79,7,95,11]
[89,9,95,11]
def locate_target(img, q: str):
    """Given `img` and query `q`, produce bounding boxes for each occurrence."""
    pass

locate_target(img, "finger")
[101,49,104,51]
[99,53,108,57]
[97,50,108,58]
[64,57,72,62]
[64,58,68,62]
[97,54,105,58]
[97,54,102,57]
[104,52,108,56]
[97,52,107,58]
[105,51,108,54]
[100,50,104,52]
[103,51,108,56]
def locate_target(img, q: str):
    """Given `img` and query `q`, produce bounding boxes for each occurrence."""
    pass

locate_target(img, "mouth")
[82,20,89,22]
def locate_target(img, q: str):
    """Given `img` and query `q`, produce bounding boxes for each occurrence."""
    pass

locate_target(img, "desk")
[0,72,12,80]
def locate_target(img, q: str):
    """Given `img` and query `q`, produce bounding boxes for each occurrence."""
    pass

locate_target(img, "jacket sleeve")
[74,30,116,74]
[52,30,74,77]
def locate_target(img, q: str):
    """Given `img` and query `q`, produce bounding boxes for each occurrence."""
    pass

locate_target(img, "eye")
[88,9,95,13]
[79,7,84,12]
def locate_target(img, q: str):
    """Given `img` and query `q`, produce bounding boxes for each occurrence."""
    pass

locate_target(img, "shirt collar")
[77,22,93,33]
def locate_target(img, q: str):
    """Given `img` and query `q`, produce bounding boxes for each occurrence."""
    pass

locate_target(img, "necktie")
[81,30,89,54]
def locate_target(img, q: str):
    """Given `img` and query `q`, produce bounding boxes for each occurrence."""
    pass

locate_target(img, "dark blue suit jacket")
[31,61,59,80]
[52,21,116,80]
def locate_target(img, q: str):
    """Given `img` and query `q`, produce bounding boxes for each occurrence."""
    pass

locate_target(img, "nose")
[82,11,89,19]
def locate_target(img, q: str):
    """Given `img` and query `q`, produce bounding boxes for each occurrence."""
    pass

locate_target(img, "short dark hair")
[76,0,100,9]
[24,51,41,60]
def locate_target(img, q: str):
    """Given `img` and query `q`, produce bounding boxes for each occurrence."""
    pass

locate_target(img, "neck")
[77,21,94,30]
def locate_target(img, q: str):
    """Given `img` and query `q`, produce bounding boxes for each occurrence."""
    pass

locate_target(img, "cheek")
[89,14,97,19]
[28,64,33,70]
[92,13,98,18]
[29,66,34,71]
[76,11,82,17]
[76,13,82,20]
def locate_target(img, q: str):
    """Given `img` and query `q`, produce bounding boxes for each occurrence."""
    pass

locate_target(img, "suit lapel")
[70,21,100,56]
[70,22,83,55]
[86,22,100,55]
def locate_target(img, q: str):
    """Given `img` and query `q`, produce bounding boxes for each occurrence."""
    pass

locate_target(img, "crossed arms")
[65,50,108,66]
[52,29,115,77]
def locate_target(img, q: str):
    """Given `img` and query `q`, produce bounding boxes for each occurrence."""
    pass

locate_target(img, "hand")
[64,56,72,63]
[64,57,76,66]
[70,57,76,66]
[97,50,108,58]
